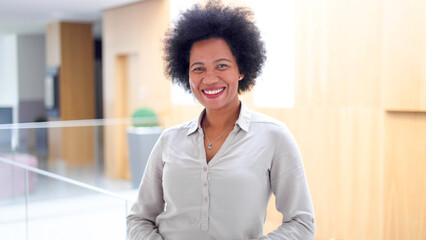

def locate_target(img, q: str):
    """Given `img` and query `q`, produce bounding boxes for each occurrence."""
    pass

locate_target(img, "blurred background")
[0,0,425,239]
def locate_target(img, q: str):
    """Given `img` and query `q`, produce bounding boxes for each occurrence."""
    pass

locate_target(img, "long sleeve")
[260,125,315,240]
[127,134,165,240]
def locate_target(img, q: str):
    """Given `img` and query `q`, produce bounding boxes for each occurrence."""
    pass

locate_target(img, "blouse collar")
[186,102,251,136]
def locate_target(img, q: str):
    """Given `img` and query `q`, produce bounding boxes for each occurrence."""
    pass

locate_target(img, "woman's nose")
[202,70,218,84]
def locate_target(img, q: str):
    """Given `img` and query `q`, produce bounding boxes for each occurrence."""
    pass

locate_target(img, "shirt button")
[202,212,208,218]
[204,196,208,202]
[203,167,207,172]
[203,182,208,187]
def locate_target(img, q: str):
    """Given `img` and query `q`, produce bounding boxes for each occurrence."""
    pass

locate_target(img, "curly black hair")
[163,0,266,94]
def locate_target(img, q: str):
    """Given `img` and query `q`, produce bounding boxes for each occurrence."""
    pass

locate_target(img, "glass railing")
[0,117,162,240]
[0,156,134,240]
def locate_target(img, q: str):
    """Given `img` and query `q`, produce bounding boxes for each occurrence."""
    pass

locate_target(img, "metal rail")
[0,117,158,130]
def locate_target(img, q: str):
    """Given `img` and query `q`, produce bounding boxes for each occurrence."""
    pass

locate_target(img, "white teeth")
[204,88,224,95]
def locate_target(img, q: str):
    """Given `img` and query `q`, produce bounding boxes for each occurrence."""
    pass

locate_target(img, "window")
[253,0,295,108]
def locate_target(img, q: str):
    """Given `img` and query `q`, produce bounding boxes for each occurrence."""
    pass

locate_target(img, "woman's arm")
[127,135,165,240]
[261,125,315,240]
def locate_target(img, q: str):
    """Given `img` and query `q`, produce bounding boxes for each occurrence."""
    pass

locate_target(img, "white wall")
[0,33,46,126]
[0,34,18,122]
[17,34,46,101]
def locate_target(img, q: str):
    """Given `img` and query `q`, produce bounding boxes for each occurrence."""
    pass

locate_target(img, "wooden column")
[46,22,95,165]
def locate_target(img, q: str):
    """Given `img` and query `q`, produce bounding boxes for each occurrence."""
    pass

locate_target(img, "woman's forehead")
[189,38,235,63]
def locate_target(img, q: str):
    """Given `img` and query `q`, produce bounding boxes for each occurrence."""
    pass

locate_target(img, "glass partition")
[0,117,161,240]
[0,156,132,240]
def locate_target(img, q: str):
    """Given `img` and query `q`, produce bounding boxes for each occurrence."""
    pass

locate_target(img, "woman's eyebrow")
[214,58,232,63]
[190,58,232,68]
[190,62,204,68]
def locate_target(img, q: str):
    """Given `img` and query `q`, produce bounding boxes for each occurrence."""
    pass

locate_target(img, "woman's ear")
[238,74,244,81]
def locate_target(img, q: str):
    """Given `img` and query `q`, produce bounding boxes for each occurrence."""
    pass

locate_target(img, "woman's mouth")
[202,87,225,98]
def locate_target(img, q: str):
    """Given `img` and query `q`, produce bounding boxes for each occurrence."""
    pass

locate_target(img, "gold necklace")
[203,120,235,150]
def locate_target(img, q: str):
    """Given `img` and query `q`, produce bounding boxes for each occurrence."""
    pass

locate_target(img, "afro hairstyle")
[163,0,266,94]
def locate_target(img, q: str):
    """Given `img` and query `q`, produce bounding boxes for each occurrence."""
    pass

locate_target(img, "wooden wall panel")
[382,0,426,111]
[272,0,383,239]
[381,1,426,238]
[294,0,382,108]
[105,55,130,179]
[62,127,95,165]
[60,23,95,165]
[384,112,426,240]
[59,22,95,121]
[103,0,171,178]
[46,127,62,162]
[259,107,384,240]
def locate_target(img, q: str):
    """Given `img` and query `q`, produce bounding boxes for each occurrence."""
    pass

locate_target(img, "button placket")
[200,165,210,231]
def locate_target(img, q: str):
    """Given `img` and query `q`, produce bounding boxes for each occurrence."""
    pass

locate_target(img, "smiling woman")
[188,38,242,113]
[126,1,315,239]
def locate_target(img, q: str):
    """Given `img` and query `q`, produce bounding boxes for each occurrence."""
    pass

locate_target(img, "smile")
[203,88,225,95]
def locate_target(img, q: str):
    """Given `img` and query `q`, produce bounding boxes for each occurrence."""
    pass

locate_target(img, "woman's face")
[189,38,243,111]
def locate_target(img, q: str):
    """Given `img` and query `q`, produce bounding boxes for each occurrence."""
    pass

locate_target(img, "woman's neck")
[203,101,241,129]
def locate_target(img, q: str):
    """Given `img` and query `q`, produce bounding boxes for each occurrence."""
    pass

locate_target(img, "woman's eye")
[217,64,228,69]
[192,67,204,72]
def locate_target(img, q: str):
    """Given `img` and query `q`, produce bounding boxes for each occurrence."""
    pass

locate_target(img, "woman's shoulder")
[249,110,288,130]
[248,111,301,157]
[247,110,296,140]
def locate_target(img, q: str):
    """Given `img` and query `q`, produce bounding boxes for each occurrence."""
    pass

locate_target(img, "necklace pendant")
[208,143,212,150]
